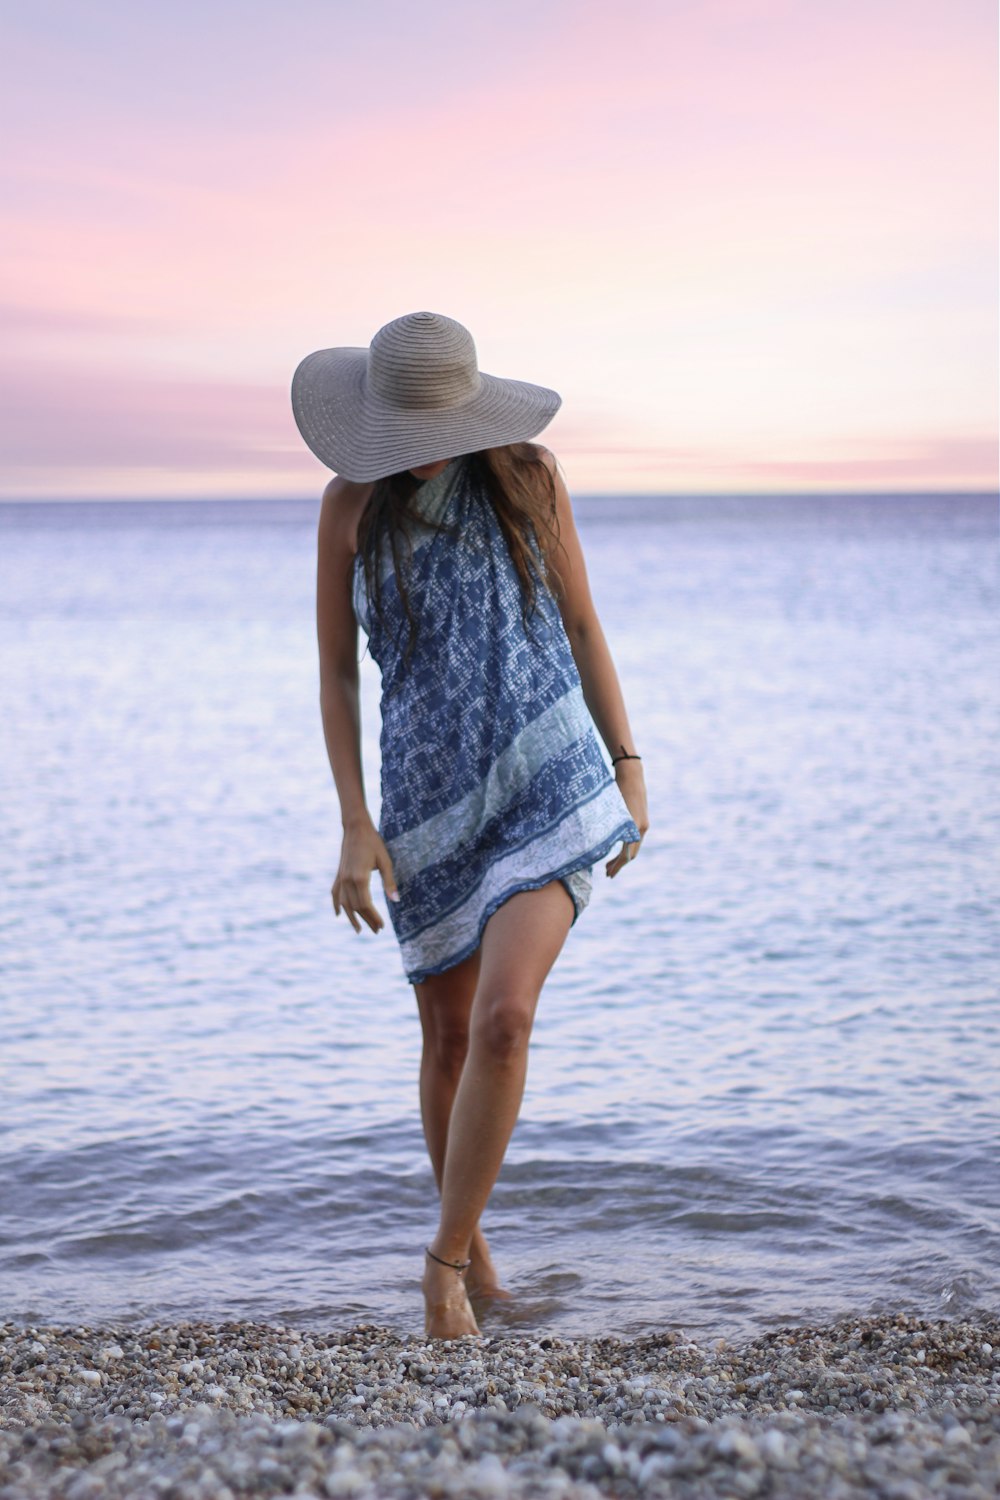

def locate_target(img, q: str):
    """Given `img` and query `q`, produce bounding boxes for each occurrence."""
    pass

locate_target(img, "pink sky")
[2,0,996,497]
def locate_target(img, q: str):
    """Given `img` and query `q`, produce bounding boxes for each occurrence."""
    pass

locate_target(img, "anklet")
[426,1246,472,1272]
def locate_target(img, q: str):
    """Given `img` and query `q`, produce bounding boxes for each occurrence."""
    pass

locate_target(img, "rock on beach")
[1,1311,998,1498]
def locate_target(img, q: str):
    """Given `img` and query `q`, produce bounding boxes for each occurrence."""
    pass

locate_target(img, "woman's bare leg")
[413,950,506,1296]
[422,879,575,1337]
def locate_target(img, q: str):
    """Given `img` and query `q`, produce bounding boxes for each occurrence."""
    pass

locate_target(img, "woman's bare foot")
[466,1226,513,1300]
[421,1251,481,1340]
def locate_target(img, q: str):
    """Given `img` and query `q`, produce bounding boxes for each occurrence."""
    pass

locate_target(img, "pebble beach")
[2,1311,998,1498]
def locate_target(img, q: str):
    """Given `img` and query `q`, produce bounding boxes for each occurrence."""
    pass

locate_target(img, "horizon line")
[1,487,997,506]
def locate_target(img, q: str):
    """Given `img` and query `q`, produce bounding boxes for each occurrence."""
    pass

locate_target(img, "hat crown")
[367,311,482,411]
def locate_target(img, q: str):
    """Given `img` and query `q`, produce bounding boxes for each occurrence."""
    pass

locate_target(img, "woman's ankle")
[428,1234,472,1266]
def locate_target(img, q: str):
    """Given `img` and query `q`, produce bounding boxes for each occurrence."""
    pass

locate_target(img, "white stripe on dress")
[386,683,596,880]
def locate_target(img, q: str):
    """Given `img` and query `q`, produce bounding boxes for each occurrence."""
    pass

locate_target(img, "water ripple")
[1,494,997,1337]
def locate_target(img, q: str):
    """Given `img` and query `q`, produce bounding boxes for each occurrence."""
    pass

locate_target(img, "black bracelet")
[611,744,642,766]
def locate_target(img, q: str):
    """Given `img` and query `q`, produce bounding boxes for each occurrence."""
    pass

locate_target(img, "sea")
[1,492,997,1342]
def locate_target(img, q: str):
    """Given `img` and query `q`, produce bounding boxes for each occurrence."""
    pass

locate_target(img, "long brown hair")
[356,442,566,671]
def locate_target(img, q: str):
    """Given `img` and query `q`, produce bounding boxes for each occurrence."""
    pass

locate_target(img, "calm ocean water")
[1,493,997,1341]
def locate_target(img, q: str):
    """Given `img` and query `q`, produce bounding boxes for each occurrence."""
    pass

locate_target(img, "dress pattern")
[352,454,642,984]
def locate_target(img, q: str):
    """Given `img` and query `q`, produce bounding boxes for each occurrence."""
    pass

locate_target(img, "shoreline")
[2,1311,998,1498]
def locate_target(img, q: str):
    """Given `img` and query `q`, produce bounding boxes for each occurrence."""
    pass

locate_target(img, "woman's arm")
[537,450,650,874]
[317,477,399,930]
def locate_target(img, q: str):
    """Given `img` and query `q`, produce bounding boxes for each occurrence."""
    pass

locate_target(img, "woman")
[291,311,648,1339]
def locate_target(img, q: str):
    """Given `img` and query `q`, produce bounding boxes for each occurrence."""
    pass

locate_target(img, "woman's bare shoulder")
[318,474,375,556]
[529,444,573,496]
[526,443,573,508]
[529,443,559,473]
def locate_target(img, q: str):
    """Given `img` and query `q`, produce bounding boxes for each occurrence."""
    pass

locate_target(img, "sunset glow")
[2,0,996,497]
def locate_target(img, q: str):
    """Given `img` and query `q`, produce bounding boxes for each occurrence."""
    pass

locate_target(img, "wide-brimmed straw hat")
[290,311,561,482]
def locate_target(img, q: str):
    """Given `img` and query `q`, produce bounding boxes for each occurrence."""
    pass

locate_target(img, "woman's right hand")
[332,817,400,933]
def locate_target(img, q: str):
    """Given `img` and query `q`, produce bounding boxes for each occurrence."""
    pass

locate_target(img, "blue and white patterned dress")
[352,454,641,984]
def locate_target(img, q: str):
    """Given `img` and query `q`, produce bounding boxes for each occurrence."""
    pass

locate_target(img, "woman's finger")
[343,878,384,934]
[605,839,641,877]
[355,899,383,933]
[374,844,401,904]
[336,879,363,933]
[335,846,400,932]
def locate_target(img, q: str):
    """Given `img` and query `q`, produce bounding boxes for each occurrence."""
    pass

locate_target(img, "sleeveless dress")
[352,454,642,985]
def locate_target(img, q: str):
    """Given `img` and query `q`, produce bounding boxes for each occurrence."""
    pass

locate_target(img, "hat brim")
[290,347,561,482]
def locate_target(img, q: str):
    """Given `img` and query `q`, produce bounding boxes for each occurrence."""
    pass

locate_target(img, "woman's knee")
[471,993,536,1061]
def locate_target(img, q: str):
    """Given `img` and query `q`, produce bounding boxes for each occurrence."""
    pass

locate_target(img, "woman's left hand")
[606,760,649,877]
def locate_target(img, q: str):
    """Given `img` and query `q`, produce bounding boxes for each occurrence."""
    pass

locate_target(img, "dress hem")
[396,773,623,947]
[403,818,639,986]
